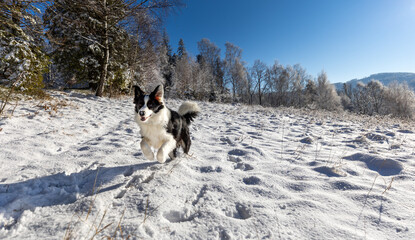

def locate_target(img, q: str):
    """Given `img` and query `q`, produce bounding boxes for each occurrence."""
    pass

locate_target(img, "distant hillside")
[334,72,415,91]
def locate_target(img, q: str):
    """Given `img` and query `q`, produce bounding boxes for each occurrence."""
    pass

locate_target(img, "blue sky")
[165,0,415,83]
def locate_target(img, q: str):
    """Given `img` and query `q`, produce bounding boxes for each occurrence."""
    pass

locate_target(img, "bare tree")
[173,52,193,97]
[344,80,415,119]
[192,58,213,100]
[366,80,385,115]
[233,59,248,101]
[265,61,289,106]
[197,38,224,96]
[264,61,278,105]
[304,79,317,106]
[315,70,341,111]
[351,82,368,114]
[251,60,267,105]
[290,64,310,107]
[275,65,290,106]
[224,42,246,101]
[384,82,415,119]
[245,72,255,105]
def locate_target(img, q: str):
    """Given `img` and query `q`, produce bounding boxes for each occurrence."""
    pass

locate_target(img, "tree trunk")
[232,78,236,101]
[96,0,109,97]
[258,79,262,105]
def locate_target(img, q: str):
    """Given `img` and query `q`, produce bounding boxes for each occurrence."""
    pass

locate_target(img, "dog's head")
[133,85,164,123]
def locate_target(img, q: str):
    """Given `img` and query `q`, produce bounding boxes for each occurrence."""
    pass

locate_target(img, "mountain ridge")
[334,72,415,91]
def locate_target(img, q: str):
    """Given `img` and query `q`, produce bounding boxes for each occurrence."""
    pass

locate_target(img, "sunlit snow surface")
[0,91,414,239]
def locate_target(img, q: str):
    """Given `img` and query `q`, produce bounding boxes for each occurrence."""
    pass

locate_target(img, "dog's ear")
[151,84,164,102]
[133,86,144,103]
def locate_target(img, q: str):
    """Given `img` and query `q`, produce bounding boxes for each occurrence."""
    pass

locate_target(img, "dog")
[133,85,200,163]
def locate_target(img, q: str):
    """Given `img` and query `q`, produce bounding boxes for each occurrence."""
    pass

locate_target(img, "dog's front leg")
[140,139,154,160]
[156,138,176,163]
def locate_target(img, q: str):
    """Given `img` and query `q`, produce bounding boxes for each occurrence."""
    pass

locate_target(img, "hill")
[334,72,415,91]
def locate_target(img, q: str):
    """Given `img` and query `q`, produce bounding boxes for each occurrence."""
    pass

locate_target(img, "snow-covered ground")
[0,91,414,239]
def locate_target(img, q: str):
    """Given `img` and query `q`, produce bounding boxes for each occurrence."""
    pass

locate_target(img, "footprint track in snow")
[242,176,261,185]
[228,149,248,157]
[234,162,254,171]
[163,209,196,223]
[115,171,156,199]
[199,166,222,173]
[227,149,259,186]
[192,184,208,206]
[224,203,252,220]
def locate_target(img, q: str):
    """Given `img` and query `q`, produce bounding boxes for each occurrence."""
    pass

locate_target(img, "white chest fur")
[135,108,174,149]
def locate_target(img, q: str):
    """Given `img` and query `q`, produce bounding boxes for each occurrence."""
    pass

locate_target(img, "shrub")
[384,82,415,119]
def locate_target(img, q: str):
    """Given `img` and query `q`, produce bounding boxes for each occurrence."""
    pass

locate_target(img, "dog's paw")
[168,151,176,160]
[144,151,155,161]
[156,149,167,163]
[141,140,154,160]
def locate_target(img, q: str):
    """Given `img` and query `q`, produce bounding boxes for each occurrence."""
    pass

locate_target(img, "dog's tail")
[178,101,200,125]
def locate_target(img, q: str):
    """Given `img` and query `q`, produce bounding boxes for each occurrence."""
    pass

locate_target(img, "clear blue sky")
[165,0,415,83]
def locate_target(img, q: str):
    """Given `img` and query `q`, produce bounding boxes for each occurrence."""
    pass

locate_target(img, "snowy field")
[0,90,414,239]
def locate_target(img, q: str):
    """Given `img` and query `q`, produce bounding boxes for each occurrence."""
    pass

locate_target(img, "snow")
[0,91,414,239]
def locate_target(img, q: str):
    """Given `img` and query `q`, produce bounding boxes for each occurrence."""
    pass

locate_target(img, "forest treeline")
[1,0,415,118]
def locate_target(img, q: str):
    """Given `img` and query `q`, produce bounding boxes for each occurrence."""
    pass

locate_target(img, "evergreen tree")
[45,0,136,93]
[177,38,186,59]
[44,0,180,96]
[0,1,49,94]
[158,31,174,96]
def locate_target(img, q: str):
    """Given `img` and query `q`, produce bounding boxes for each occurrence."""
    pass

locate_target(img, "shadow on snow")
[0,162,156,228]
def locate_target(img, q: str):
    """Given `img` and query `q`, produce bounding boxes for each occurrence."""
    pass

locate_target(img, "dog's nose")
[139,111,145,116]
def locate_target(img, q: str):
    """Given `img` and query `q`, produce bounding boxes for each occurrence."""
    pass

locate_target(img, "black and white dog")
[133,85,200,163]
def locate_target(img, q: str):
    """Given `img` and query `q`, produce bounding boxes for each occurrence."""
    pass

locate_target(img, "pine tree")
[0,1,49,95]
[177,38,186,59]
[44,0,180,97]
[158,31,174,97]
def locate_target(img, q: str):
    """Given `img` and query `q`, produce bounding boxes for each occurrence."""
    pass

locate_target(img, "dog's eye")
[147,103,153,108]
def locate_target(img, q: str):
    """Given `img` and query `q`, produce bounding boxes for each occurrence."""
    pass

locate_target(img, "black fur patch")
[133,86,144,105]
[147,97,164,113]
[165,109,192,155]
[133,86,164,113]
[182,112,199,125]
